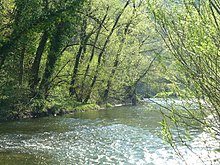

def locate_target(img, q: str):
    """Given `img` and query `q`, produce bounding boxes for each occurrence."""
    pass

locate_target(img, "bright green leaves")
[148,0,220,162]
[160,118,174,144]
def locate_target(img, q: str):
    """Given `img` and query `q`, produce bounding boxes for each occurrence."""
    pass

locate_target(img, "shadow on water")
[0,151,56,165]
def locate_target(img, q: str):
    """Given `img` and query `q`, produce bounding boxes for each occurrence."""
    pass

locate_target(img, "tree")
[0,0,85,118]
[149,0,220,163]
[0,0,170,119]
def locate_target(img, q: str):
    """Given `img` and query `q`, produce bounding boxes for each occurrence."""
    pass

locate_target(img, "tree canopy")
[0,0,167,118]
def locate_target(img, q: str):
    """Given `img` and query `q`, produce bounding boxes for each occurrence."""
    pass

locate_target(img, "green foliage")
[45,96,99,114]
[73,103,100,112]
[105,103,113,108]
[0,86,33,119]
[0,0,175,120]
[148,0,220,162]
[160,118,174,145]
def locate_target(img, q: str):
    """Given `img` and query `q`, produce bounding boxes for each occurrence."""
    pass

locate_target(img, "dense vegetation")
[149,0,220,163]
[0,0,172,119]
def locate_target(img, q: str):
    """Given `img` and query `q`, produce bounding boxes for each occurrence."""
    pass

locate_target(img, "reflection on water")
[0,104,219,164]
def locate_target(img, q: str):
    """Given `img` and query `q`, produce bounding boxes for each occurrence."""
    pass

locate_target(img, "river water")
[0,103,219,165]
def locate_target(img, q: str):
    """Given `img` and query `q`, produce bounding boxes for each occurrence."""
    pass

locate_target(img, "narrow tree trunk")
[18,46,25,86]
[84,1,130,103]
[69,45,83,98]
[131,88,137,106]
[103,20,132,102]
[103,2,141,102]
[79,11,108,101]
[103,59,118,102]
[29,31,48,89]
[127,55,158,105]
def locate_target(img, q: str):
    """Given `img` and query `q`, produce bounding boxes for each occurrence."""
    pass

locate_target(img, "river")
[0,102,219,165]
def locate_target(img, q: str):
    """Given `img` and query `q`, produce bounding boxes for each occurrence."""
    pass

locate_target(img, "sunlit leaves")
[148,0,220,162]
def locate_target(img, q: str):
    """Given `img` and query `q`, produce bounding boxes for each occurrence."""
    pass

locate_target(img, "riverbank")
[0,101,135,121]
[0,102,101,121]
[45,103,101,117]
[0,93,143,121]
[26,102,135,119]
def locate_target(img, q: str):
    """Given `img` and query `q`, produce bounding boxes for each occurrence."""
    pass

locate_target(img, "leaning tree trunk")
[40,22,65,98]
[103,13,134,102]
[69,45,84,100]
[79,11,108,102]
[84,1,130,103]
[129,55,157,105]
[69,18,90,101]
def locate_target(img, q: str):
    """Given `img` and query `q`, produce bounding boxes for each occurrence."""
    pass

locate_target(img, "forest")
[0,0,219,163]
[0,0,173,119]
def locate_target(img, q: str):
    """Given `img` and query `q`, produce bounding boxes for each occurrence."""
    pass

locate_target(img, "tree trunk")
[84,1,130,103]
[40,22,65,97]
[79,11,108,101]
[69,45,83,99]
[131,88,137,106]
[103,17,132,102]
[18,46,26,86]
[127,55,158,105]
[29,31,48,89]
[69,18,88,101]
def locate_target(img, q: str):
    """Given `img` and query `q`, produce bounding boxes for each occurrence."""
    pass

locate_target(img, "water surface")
[0,104,218,164]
